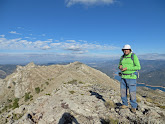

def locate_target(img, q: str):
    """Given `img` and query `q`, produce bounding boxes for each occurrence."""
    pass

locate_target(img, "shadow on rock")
[114,103,122,113]
[115,103,122,107]
[89,90,105,102]
[58,112,80,124]
[100,118,110,124]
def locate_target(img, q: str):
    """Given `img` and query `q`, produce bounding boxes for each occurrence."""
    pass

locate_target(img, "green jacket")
[118,53,141,79]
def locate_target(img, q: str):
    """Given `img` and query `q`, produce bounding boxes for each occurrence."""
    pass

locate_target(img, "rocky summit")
[0,62,165,124]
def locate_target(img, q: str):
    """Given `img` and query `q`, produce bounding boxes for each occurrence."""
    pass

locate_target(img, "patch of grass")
[104,100,115,109]
[158,105,165,109]
[45,82,49,85]
[8,104,13,109]
[79,81,84,84]
[35,87,40,94]
[153,102,165,109]
[136,96,141,103]
[13,113,24,120]
[12,81,16,85]
[24,92,33,102]
[2,106,8,112]
[146,98,153,103]
[109,118,119,124]
[67,80,77,84]
[7,114,11,118]
[46,93,51,96]
[5,118,8,123]
[47,78,53,81]
[8,86,11,89]
[12,98,19,109]
[101,117,119,124]
[69,91,75,94]
[7,99,12,103]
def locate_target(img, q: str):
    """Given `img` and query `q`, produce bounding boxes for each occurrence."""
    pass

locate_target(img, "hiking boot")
[131,108,136,113]
[120,105,128,109]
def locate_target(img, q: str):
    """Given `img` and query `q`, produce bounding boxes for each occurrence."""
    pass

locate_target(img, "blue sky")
[0,0,165,64]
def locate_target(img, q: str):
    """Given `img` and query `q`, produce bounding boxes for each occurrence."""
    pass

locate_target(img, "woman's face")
[123,49,131,55]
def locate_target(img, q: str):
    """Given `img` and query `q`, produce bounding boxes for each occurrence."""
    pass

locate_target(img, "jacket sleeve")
[127,54,141,71]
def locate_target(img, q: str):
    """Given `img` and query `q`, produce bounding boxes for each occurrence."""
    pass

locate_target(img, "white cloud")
[33,40,44,47]
[0,35,5,38]
[66,45,82,51]
[0,36,120,56]
[9,31,21,35]
[25,37,30,39]
[42,45,51,50]
[50,43,61,46]
[44,41,52,43]
[48,39,53,41]
[17,27,24,29]
[66,40,76,43]
[66,0,115,7]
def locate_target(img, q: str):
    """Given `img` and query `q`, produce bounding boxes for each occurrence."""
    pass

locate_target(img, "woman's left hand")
[121,67,127,71]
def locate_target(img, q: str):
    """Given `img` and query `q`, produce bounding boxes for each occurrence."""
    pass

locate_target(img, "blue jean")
[120,78,137,108]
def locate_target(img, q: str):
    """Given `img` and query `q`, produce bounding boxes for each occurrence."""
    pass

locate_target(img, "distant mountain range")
[137,60,165,87]
[0,65,17,79]
[87,60,165,87]
[0,60,165,87]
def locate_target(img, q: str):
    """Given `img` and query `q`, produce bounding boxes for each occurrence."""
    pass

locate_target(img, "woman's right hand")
[119,65,123,70]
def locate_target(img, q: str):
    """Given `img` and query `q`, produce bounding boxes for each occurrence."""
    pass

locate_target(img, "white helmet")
[122,44,132,51]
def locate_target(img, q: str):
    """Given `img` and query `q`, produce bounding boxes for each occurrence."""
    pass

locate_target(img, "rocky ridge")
[0,62,165,124]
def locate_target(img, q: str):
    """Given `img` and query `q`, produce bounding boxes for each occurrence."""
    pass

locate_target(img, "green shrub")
[45,82,49,85]
[79,81,84,84]
[12,98,19,109]
[8,86,11,89]
[24,93,30,102]
[12,82,16,85]
[5,119,8,123]
[2,106,8,112]
[35,87,40,94]
[8,104,13,109]
[146,98,153,103]
[68,80,77,84]
[7,99,12,103]
[158,105,165,109]
[69,91,75,94]
[46,93,51,96]
[13,113,24,120]
[24,92,33,102]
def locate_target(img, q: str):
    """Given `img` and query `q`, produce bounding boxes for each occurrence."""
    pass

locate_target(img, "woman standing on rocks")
[118,44,141,113]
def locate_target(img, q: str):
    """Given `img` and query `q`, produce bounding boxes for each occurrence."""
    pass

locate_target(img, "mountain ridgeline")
[0,60,165,87]
[0,62,165,124]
